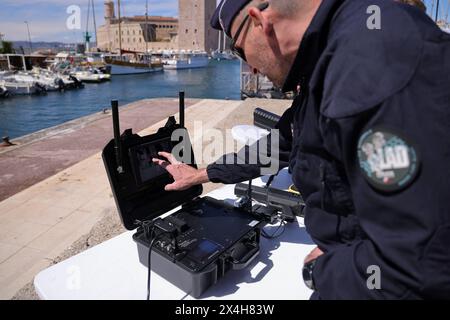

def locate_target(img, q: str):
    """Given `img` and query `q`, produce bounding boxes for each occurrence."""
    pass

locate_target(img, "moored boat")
[162,51,209,70]
[105,53,163,75]
[0,79,45,95]
[0,84,9,98]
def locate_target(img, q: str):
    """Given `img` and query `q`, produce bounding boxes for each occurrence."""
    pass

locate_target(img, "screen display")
[190,239,222,263]
[130,138,173,184]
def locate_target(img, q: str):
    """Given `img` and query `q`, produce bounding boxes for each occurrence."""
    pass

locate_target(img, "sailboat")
[211,31,235,61]
[105,0,163,75]
[162,50,209,70]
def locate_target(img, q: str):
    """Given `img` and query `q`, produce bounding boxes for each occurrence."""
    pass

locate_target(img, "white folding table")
[34,169,316,300]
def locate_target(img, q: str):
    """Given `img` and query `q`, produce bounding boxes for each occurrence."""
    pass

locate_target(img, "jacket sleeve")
[313,94,450,299]
[206,107,294,184]
[310,3,450,299]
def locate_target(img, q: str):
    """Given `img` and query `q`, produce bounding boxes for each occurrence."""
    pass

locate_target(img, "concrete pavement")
[0,97,292,299]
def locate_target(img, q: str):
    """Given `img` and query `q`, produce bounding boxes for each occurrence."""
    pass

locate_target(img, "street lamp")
[24,21,32,53]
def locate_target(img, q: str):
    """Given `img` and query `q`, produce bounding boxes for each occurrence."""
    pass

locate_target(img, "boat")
[31,67,84,90]
[14,71,62,92]
[104,0,163,76]
[162,51,209,70]
[211,31,236,61]
[0,67,83,96]
[0,79,45,95]
[211,49,235,61]
[0,84,9,98]
[105,53,163,75]
[71,68,111,83]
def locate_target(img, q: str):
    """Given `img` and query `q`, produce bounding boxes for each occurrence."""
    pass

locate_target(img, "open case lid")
[102,115,202,230]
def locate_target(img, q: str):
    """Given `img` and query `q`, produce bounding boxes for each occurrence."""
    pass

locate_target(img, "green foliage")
[0,41,15,54]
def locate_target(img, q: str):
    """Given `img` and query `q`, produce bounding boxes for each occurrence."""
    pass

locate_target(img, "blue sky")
[0,0,447,43]
[0,0,179,42]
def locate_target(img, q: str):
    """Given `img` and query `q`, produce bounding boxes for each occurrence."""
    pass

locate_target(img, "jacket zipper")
[320,162,326,210]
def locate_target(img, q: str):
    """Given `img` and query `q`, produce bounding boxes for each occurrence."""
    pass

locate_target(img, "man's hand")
[304,247,324,264]
[152,152,210,191]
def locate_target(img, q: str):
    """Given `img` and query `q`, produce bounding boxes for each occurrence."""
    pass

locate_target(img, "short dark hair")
[396,0,427,12]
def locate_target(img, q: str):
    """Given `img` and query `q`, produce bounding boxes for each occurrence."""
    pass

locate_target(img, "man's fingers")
[165,182,182,191]
[152,158,169,169]
[158,151,181,165]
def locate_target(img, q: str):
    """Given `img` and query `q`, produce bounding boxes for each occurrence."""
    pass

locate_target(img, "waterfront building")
[97,0,218,53]
[178,0,219,53]
[97,0,178,52]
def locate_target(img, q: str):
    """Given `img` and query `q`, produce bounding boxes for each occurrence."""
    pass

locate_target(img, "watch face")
[302,264,314,290]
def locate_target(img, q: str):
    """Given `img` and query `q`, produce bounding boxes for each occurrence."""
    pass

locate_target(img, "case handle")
[230,244,260,271]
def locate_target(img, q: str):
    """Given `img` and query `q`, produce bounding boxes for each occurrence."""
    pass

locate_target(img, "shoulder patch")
[357,128,420,192]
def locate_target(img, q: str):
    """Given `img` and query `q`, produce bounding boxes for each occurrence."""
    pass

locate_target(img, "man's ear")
[248,6,273,37]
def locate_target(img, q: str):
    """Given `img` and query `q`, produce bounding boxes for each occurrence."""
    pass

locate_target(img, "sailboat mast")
[445,0,449,22]
[146,0,149,53]
[92,0,98,48]
[85,0,91,52]
[436,0,441,22]
[86,0,90,36]
[117,0,122,56]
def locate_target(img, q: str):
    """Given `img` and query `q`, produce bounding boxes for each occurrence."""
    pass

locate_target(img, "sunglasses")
[230,2,269,62]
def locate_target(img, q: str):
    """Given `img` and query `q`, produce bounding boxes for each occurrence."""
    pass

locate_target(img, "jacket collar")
[282,0,345,92]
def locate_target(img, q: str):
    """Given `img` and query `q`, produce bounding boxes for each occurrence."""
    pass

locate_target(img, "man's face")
[231,10,291,88]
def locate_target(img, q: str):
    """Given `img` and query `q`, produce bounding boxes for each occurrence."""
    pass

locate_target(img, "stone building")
[97,0,219,53]
[97,1,178,52]
[178,0,219,53]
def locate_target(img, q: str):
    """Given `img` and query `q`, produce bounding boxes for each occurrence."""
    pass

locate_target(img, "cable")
[142,221,179,300]
[261,219,286,239]
[147,231,166,300]
[135,220,164,300]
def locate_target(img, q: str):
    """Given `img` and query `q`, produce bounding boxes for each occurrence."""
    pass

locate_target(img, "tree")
[0,41,15,54]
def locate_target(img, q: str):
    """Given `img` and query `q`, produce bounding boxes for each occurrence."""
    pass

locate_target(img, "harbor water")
[0,60,240,139]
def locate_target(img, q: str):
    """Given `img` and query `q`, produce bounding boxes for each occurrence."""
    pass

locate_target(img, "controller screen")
[131,138,172,184]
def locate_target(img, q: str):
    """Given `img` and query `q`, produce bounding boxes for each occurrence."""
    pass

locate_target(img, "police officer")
[153,0,450,299]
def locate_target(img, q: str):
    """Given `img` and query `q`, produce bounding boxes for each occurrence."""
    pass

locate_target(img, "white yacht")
[0,79,44,95]
[70,67,111,83]
[14,71,61,92]
[211,50,235,61]
[211,31,236,61]
[162,51,210,70]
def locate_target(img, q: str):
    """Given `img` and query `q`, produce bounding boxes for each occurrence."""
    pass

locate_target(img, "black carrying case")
[102,113,264,298]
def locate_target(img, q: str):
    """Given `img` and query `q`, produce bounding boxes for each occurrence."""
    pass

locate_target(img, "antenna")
[179,91,185,128]
[111,100,124,174]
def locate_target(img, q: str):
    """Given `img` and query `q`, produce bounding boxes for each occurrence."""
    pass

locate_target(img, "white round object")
[231,125,270,145]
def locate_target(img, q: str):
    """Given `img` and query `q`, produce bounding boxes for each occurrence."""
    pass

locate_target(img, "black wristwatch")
[302,259,317,291]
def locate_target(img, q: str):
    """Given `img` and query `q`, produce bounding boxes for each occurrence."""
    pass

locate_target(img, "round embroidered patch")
[357,128,420,192]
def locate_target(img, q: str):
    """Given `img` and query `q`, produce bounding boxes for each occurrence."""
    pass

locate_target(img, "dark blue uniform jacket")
[207,0,450,299]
